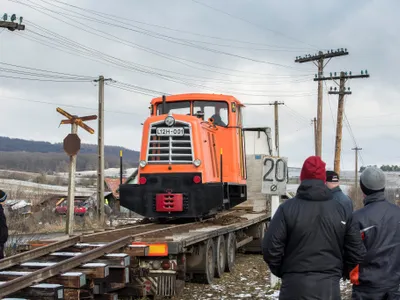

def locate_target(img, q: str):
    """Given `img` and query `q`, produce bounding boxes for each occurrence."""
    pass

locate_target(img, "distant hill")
[0,136,139,173]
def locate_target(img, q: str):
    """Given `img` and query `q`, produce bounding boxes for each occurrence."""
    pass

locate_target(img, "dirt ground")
[175,253,353,300]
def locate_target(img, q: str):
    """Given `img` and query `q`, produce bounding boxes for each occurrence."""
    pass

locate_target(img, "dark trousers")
[352,286,400,300]
[0,244,4,259]
[279,273,341,300]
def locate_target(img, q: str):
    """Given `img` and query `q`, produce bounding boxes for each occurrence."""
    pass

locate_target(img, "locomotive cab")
[119,93,248,220]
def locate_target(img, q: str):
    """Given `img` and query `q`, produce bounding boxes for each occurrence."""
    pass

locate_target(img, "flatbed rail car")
[82,210,269,298]
[6,210,269,299]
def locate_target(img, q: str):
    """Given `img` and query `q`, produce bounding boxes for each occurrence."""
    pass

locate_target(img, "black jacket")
[262,179,366,280]
[331,186,353,215]
[0,204,8,244]
[351,191,400,292]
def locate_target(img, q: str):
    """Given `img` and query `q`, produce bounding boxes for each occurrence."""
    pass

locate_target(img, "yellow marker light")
[131,242,168,256]
[120,150,123,157]
[148,243,168,256]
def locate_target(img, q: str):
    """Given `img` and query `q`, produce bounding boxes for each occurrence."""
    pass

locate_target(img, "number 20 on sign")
[261,156,288,195]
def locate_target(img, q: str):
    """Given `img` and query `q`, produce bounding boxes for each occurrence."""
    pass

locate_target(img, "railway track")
[0,222,193,299]
[0,212,240,299]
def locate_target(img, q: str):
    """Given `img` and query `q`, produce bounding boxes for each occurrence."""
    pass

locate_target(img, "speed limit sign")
[261,156,288,195]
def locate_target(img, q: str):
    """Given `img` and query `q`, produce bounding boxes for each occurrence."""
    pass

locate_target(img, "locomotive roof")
[150,93,244,106]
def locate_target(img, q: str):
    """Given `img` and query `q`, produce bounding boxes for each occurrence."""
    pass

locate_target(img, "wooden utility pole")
[311,117,317,155]
[57,107,97,235]
[352,147,362,199]
[0,14,25,31]
[94,75,112,225]
[295,49,349,158]
[315,70,370,174]
[273,101,284,156]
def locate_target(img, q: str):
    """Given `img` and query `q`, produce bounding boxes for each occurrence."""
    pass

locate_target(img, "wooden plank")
[0,271,85,288]
[7,283,64,300]
[49,252,130,267]
[0,236,131,298]
[125,245,149,256]
[107,267,129,284]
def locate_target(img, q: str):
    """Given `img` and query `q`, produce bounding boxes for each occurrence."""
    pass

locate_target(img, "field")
[175,254,352,300]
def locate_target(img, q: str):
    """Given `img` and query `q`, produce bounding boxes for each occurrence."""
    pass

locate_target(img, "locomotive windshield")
[156,100,229,127]
[156,101,190,115]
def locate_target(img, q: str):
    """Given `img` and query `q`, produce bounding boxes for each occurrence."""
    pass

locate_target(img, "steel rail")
[0,236,81,271]
[0,236,131,298]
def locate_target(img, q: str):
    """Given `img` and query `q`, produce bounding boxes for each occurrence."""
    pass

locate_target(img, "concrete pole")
[66,123,78,236]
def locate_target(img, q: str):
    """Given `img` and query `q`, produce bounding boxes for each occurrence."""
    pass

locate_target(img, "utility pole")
[315,70,370,175]
[311,117,317,155]
[295,49,349,158]
[56,107,97,235]
[242,101,284,156]
[0,13,25,31]
[273,101,284,156]
[94,75,112,226]
[352,147,362,200]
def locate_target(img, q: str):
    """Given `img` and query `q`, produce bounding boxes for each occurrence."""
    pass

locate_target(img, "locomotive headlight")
[193,159,201,167]
[164,116,175,127]
[139,160,147,168]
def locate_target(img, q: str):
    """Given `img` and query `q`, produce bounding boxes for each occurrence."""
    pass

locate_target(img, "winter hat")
[0,190,7,203]
[300,156,326,182]
[326,170,340,182]
[360,167,386,195]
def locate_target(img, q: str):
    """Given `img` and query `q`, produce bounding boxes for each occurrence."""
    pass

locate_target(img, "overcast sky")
[1,0,399,170]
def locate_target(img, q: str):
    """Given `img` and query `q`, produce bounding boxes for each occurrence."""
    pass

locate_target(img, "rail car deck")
[0,210,270,299]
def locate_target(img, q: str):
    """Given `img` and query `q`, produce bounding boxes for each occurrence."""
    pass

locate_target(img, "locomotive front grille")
[147,121,194,164]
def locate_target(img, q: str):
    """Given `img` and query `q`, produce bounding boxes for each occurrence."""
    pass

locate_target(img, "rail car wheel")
[193,238,215,284]
[225,232,236,272]
[214,235,226,278]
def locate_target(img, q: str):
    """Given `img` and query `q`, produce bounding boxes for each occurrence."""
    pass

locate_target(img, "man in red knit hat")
[262,156,366,299]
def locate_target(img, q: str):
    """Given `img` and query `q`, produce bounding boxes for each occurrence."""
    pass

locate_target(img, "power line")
[190,0,321,50]
[13,0,310,73]
[47,0,313,51]
[38,0,315,54]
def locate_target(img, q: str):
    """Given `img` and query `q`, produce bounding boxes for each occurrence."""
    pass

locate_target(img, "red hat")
[300,156,326,182]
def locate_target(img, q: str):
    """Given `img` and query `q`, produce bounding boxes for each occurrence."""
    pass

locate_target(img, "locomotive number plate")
[156,127,185,136]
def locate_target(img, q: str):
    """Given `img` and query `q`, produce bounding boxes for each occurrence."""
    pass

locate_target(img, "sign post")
[57,107,97,235]
[261,155,288,288]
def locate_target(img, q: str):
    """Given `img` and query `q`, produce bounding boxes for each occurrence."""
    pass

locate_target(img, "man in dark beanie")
[350,166,400,299]
[326,170,353,215]
[262,156,366,300]
[0,189,8,259]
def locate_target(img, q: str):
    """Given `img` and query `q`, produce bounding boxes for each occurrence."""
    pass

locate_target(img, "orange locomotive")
[119,93,248,220]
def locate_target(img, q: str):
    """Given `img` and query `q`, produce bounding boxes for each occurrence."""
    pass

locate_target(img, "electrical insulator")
[3,13,7,21]
[11,14,16,22]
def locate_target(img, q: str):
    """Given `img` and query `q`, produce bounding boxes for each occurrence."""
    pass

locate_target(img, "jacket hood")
[363,190,386,206]
[296,179,332,201]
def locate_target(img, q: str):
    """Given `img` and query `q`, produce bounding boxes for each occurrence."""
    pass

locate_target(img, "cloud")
[1,0,399,170]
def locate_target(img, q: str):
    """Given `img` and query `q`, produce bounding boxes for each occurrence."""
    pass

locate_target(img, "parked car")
[55,200,87,216]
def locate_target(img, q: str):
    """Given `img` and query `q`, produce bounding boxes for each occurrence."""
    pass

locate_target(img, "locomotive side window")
[156,101,191,115]
[193,101,228,127]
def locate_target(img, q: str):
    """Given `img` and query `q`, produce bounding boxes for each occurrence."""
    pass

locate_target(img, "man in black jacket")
[262,156,366,300]
[350,167,400,300]
[0,190,8,259]
[326,170,354,215]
